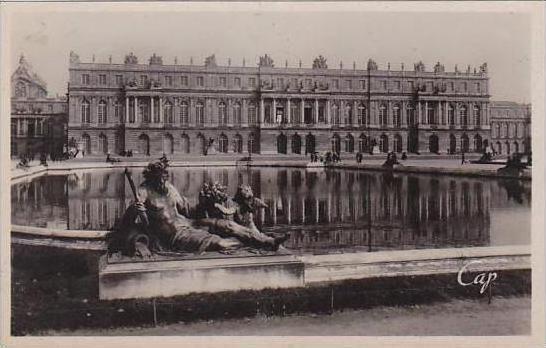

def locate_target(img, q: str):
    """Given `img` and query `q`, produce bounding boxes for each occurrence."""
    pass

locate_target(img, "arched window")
[82,133,91,155]
[344,134,354,153]
[218,133,228,153]
[474,134,483,153]
[359,134,368,153]
[449,134,457,154]
[163,134,174,154]
[15,81,26,98]
[181,134,190,153]
[331,134,341,153]
[277,133,287,154]
[502,123,508,138]
[164,101,173,124]
[517,123,524,138]
[379,104,388,126]
[357,103,367,125]
[218,102,227,125]
[505,141,511,155]
[393,104,401,127]
[248,133,256,153]
[473,104,481,126]
[98,133,108,154]
[291,133,302,154]
[138,134,150,156]
[180,101,189,125]
[460,105,468,126]
[81,99,90,123]
[407,104,416,126]
[394,134,403,153]
[233,102,241,125]
[196,102,204,125]
[496,141,502,154]
[98,100,107,124]
[461,134,470,153]
[233,134,243,153]
[494,123,500,138]
[513,141,520,154]
[509,123,516,138]
[248,102,257,125]
[379,134,389,153]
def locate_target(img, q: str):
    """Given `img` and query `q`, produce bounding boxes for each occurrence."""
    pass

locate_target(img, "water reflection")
[11,167,531,253]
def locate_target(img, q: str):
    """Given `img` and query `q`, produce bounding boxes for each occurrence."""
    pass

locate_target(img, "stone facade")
[67,53,493,156]
[490,101,531,155]
[11,55,68,158]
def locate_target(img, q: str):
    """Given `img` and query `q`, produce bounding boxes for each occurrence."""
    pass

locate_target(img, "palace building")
[490,101,531,155]
[67,52,495,156]
[11,55,68,158]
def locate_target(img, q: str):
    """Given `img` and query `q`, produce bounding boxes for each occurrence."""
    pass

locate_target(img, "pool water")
[11,167,531,253]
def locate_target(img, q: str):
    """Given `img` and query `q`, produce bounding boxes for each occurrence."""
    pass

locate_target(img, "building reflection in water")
[11,167,531,253]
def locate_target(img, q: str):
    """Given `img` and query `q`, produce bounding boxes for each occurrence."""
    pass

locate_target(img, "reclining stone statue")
[109,161,287,258]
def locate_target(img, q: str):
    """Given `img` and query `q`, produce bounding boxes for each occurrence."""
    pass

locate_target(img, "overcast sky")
[9,7,531,103]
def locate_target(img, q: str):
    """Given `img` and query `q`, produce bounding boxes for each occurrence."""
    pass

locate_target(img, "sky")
[8,6,532,103]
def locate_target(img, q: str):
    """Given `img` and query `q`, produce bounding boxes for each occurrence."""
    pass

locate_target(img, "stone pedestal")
[99,253,305,300]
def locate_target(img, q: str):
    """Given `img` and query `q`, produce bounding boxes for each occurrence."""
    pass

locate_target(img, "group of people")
[111,160,288,258]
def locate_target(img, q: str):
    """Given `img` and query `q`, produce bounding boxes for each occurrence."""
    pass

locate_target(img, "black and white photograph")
[1,2,544,347]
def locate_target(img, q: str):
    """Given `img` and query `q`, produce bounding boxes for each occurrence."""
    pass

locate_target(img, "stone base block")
[99,254,305,300]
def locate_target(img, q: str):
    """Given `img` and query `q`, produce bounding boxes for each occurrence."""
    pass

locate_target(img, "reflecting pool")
[11,167,531,254]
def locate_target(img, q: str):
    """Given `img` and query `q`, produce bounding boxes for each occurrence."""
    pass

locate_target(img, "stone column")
[134,96,139,123]
[260,98,265,124]
[314,99,319,124]
[242,99,248,125]
[424,101,428,124]
[417,101,422,125]
[444,101,448,125]
[272,98,277,124]
[455,102,460,125]
[301,198,306,223]
[287,198,291,224]
[300,98,305,124]
[150,96,154,123]
[387,100,392,127]
[125,97,129,123]
[315,198,319,223]
[353,100,358,126]
[326,99,331,124]
[287,98,291,124]
[401,101,407,126]
[159,97,164,123]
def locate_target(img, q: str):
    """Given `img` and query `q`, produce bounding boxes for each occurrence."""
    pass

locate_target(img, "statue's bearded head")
[143,161,169,193]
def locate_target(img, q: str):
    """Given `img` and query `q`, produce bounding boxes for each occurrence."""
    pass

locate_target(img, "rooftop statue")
[433,61,445,73]
[149,53,163,65]
[414,61,425,72]
[204,54,217,68]
[479,62,488,74]
[367,59,378,71]
[124,52,138,65]
[110,162,288,258]
[259,54,274,68]
[69,51,80,64]
[312,55,328,69]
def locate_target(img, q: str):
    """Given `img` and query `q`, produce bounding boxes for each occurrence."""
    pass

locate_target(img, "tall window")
[233,102,241,125]
[114,100,122,119]
[291,102,299,124]
[81,74,90,85]
[218,102,227,125]
[427,103,436,125]
[393,104,401,127]
[180,101,189,124]
[81,99,90,123]
[345,80,353,89]
[99,74,106,85]
[448,104,455,125]
[344,103,352,124]
[333,79,339,89]
[196,76,204,87]
[379,104,388,126]
[332,104,340,125]
[234,77,241,88]
[220,77,227,87]
[181,76,188,86]
[196,102,204,125]
[165,76,173,87]
[249,78,256,88]
[359,80,366,90]
[460,105,468,126]
[115,75,123,85]
[164,101,173,123]
[248,102,257,125]
[98,100,107,123]
[473,105,481,125]
[140,75,148,86]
